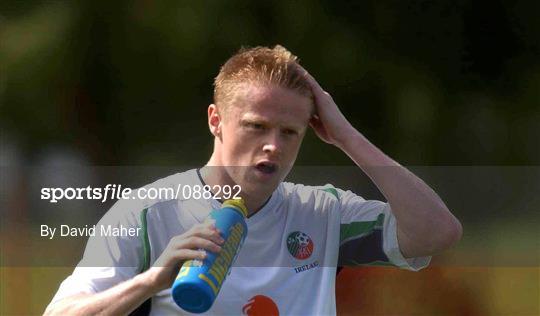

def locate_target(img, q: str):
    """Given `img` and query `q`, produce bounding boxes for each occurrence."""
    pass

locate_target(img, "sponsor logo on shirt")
[242,295,279,316]
[286,231,314,260]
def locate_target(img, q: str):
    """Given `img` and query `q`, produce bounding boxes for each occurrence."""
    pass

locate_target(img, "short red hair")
[213,45,313,112]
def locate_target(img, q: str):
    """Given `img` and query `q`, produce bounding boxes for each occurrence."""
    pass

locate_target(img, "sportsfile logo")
[40,184,241,203]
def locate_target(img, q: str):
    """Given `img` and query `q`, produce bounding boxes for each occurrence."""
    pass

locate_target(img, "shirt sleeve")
[335,187,431,271]
[50,199,145,304]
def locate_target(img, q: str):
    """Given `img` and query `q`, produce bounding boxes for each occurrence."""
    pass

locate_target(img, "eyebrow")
[240,116,305,131]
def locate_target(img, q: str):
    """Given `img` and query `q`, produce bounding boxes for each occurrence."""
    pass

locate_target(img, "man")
[45,45,462,315]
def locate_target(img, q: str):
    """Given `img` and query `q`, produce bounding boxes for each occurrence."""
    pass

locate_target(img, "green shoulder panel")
[321,186,340,200]
[139,208,151,273]
[340,213,385,243]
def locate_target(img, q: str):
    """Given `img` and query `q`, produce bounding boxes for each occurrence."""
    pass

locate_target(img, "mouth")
[255,161,278,175]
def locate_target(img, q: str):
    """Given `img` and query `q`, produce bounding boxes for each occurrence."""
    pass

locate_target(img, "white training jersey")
[51,169,430,315]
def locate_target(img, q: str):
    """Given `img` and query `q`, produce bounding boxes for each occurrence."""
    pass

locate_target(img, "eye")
[282,128,298,136]
[245,122,265,130]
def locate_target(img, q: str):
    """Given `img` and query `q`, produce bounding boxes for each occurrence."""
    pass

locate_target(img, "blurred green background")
[1,0,539,315]
[2,0,538,166]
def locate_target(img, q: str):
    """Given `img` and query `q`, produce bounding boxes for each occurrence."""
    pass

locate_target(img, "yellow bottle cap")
[223,198,248,218]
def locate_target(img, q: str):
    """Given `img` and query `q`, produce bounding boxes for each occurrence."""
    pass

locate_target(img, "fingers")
[157,236,221,266]
[155,248,208,268]
[156,222,226,270]
[174,249,208,261]
[295,63,325,93]
[169,223,224,253]
[175,236,222,254]
[190,223,225,245]
[151,223,228,290]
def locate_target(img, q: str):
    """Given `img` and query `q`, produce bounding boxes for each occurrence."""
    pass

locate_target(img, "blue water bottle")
[172,198,249,313]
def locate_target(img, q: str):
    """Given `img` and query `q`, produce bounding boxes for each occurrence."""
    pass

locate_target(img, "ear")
[208,104,222,137]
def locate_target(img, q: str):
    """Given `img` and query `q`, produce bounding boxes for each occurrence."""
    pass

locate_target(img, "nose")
[262,131,282,155]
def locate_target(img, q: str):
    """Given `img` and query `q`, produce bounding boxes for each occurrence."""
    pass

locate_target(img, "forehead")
[228,83,313,125]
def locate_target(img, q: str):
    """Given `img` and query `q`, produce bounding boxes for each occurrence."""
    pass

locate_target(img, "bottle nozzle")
[223,198,248,217]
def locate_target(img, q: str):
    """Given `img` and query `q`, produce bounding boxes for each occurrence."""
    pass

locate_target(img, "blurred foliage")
[1,0,539,166]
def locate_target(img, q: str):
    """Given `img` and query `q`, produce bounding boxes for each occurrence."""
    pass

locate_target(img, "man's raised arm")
[300,66,462,258]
